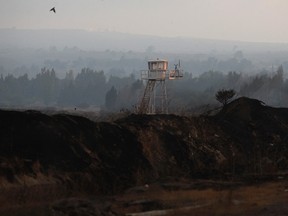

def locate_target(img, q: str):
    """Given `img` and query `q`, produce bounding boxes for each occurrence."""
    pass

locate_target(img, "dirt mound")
[217,97,288,124]
[0,110,151,195]
[0,97,288,198]
[217,97,266,122]
[215,97,288,171]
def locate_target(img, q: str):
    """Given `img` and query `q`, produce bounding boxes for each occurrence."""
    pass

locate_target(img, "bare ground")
[0,178,287,216]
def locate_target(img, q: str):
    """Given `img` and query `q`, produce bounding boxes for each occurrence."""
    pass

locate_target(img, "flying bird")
[50,7,56,13]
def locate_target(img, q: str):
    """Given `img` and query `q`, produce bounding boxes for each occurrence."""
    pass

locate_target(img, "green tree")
[215,89,236,106]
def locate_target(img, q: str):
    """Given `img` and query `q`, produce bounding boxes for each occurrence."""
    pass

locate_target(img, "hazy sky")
[1,0,288,43]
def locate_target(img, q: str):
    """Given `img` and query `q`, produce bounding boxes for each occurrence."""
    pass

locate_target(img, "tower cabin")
[141,59,168,80]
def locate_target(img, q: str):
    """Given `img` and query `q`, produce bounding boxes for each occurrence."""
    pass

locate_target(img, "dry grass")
[0,179,287,216]
[112,180,288,216]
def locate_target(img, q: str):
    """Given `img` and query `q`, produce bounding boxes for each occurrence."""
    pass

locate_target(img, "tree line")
[0,65,287,113]
[0,67,141,109]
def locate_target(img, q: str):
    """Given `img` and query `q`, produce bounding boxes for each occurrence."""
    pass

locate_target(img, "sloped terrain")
[0,97,287,215]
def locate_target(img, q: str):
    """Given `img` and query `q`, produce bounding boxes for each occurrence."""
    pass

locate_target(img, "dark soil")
[0,97,287,215]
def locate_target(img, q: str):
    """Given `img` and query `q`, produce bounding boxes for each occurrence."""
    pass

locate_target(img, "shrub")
[215,89,236,106]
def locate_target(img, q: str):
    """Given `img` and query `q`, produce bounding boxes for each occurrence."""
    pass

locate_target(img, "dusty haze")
[1,0,288,43]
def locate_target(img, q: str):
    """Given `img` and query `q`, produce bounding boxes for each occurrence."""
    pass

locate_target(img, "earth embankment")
[0,97,287,215]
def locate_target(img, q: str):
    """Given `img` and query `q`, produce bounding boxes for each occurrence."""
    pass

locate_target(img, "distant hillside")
[1,28,288,53]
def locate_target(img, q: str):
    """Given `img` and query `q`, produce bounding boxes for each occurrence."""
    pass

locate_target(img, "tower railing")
[169,69,184,80]
[141,70,168,80]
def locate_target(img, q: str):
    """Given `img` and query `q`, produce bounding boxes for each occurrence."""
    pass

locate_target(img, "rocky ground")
[0,97,287,215]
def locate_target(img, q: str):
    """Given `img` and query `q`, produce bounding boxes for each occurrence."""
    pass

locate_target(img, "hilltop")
[2,28,287,52]
[0,97,287,215]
